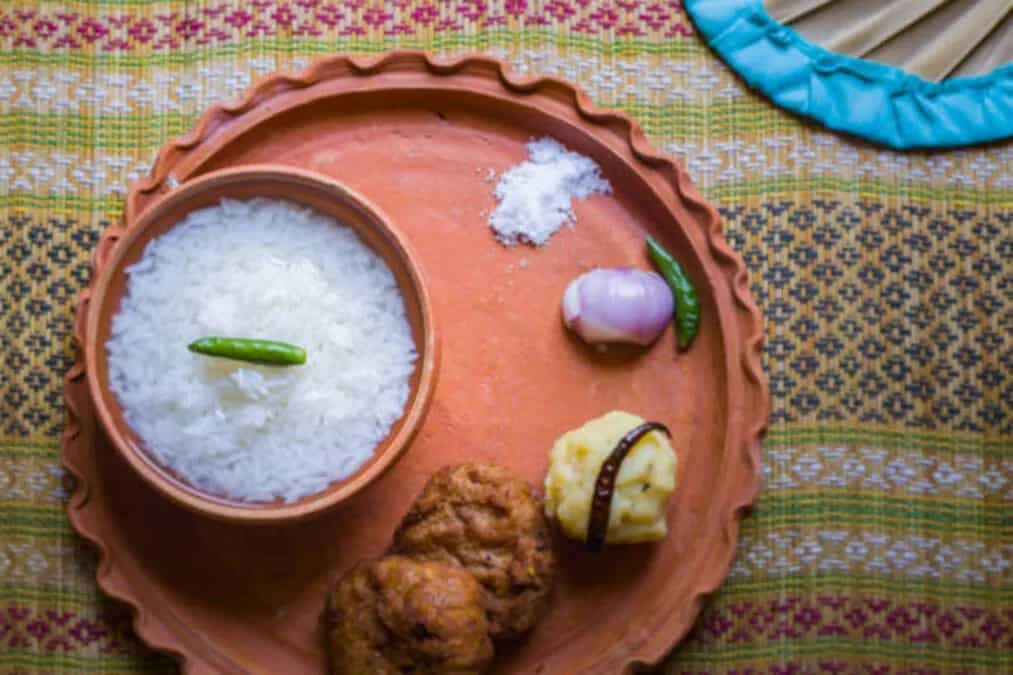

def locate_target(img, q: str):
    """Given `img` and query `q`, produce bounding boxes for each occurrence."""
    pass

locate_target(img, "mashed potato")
[544,411,677,544]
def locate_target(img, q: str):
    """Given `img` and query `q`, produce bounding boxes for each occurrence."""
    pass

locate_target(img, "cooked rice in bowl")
[106,197,417,503]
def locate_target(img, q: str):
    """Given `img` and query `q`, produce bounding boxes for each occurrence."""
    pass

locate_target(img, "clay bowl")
[85,165,438,524]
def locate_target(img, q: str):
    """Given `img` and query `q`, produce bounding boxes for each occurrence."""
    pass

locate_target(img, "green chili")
[646,235,701,350]
[187,337,306,366]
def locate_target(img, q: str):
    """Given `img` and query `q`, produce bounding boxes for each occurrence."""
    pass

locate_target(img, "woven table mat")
[1,1,1010,673]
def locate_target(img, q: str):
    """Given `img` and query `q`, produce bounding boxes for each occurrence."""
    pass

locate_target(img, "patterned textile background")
[0,1,1010,673]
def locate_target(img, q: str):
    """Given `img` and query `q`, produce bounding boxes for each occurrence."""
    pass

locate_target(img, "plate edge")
[62,49,769,675]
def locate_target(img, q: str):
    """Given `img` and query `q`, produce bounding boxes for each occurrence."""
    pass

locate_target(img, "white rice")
[106,198,417,503]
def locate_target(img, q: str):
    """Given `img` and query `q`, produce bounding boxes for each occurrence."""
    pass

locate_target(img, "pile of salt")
[488,137,611,246]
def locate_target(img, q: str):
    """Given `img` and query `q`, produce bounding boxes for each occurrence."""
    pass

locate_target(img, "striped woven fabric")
[1,1,1010,673]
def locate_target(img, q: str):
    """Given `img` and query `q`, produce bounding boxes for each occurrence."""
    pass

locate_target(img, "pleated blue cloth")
[684,0,1013,150]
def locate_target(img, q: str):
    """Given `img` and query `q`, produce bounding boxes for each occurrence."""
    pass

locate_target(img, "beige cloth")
[766,0,1012,80]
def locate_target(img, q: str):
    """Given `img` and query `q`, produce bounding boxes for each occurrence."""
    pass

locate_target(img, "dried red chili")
[586,421,671,552]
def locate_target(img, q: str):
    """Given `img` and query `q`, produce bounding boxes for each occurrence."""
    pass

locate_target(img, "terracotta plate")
[63,52,767,674]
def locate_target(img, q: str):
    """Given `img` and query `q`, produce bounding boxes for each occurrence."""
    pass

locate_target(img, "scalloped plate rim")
[62,49,768,674]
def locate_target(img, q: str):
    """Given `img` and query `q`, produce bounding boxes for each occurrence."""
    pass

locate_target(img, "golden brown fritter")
[390,463,556,640]
[324,556,494,675]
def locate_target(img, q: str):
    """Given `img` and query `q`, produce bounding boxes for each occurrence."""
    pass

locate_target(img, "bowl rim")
[84,164,439,524]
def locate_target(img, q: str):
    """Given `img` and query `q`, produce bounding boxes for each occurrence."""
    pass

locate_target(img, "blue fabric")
[683,0,1013,150]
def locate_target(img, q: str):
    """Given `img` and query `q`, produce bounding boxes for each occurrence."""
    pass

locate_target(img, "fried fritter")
[390,463,555,640]
[324,556,494,675]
